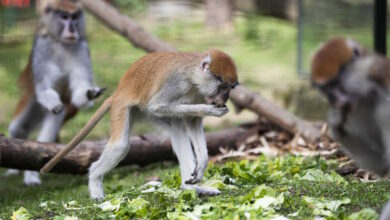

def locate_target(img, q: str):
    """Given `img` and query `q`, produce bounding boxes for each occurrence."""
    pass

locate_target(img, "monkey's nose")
[213,102,226,108]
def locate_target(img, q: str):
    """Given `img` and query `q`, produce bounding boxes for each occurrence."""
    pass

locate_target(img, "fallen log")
[81,0,322,143]
[0,127,255,174]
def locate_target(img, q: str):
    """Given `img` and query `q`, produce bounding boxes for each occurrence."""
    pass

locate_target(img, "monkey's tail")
[40,96,112,174]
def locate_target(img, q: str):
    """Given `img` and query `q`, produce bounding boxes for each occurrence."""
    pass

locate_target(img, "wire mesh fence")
[297,0,388,75]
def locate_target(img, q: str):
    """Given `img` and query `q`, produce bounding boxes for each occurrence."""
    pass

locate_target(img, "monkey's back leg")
[88,101,132,200]
[5,96,45,176]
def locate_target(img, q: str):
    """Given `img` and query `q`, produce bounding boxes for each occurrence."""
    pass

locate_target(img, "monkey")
[40,49,239,200]
[311,37,390,219]
[4,0,104,185]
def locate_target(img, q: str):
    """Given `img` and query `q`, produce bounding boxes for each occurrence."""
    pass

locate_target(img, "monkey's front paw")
[185,175,202,184]
[87,87,106,100]
[185,166,204,184]
[51,103,64,114]
[3,169,20,177]
[208,105,229,117]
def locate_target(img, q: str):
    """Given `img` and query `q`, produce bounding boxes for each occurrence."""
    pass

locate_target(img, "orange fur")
[114,49,237,107]
[108,100,129,143]
[311,37,353,85]
[38,0,81,15]
[13,56,35,118]
[208,49,237,84]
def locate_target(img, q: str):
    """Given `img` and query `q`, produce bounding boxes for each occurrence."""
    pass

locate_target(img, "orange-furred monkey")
[41,49,238,200]
[312,37,390,220]
[5,0,104,185]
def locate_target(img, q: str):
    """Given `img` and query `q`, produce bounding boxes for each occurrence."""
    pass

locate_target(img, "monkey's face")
[43,0,85,44]
[204,77,238,107]
[311,37,363,108]
[197,50,238,107]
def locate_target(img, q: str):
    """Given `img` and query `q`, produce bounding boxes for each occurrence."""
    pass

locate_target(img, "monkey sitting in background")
[4,0,104,185]
[311,37,390,219]
[41,49,238,200]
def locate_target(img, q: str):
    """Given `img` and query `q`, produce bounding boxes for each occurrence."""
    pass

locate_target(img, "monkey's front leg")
[71,86,105,108]
[169,120,220,196]
[36,88,64,114]
[69,70,105,108]
[184,117,208,184]
[148,104,229,118]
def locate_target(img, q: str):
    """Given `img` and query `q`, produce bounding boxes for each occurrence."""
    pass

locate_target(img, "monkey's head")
[40,0,85,44]
[196,49,238,107]
[311,37,363,107]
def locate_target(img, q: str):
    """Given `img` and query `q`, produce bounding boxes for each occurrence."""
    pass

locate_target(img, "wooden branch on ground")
[0,127,255,174]
[81,0,322,143]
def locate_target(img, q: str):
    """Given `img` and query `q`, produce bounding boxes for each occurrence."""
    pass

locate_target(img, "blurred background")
[0,0,385,141]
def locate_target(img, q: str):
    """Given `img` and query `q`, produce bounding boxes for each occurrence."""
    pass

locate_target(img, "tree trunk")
[0,127,255,174]
[204,0,234,29]
[254,0,298,21]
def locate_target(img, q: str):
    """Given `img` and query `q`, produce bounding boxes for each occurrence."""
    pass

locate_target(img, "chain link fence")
[297,0,386,75]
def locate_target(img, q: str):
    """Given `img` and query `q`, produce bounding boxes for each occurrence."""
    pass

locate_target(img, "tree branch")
[0,127,254,174]
[81,0,175,52]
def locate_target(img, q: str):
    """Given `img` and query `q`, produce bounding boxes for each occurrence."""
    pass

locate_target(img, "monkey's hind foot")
[3,169,20,177]
[182,184,221,196]
[89,178,105,201]
[23,171,41,186]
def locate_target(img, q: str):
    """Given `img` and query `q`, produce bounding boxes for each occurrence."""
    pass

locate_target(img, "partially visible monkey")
[41,49,238,200]
[5,0,104,185]
[311,37,390,219]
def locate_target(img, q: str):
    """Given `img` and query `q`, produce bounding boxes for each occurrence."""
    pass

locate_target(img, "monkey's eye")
[220,84,228,90]
[72,11,81,20]
[45,6,52,14]
[215,76,222,82]
[353,48,361,57]
[61,13,70,20]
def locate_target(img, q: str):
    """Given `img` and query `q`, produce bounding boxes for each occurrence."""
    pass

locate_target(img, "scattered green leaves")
[4,156,387,219]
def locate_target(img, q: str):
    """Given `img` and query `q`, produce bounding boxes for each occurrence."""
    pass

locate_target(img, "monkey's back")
[114,51,203,106]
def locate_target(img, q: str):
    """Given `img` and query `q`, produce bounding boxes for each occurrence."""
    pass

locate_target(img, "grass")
[1,156,388,219]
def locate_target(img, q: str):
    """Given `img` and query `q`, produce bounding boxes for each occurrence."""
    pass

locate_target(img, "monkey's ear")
[201,55,211,72]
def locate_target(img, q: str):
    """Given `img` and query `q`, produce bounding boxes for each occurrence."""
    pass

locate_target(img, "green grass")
[1,156,388,219]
